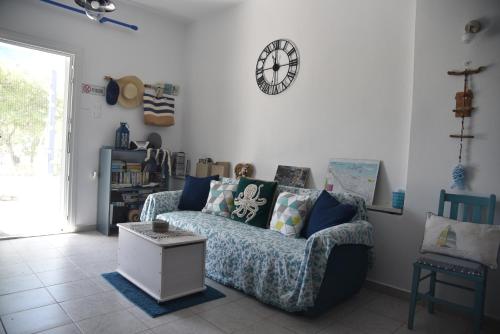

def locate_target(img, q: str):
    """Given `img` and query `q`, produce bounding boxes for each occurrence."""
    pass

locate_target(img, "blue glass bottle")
[115,122,130,149]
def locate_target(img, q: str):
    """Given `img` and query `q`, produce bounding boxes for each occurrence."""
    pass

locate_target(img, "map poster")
[324,159,380,205]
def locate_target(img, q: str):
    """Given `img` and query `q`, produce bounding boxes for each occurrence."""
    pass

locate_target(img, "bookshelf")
[97,147,170,235]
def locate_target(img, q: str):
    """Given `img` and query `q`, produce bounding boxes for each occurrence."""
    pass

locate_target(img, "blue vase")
[392,191,405,209]
[115,122,130,149]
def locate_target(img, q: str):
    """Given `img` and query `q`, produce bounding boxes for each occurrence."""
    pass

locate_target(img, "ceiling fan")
[39,0,137,30]
[74,0,116,21]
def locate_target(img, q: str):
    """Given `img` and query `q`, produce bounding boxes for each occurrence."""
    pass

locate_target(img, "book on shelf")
[172,152,186,177]
[111,171,151,186]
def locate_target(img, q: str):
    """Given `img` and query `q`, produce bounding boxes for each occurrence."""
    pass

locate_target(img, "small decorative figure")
[234,163,254,179]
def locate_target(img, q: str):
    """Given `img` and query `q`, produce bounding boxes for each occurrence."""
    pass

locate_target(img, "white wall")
[184,0,500,319]
[403,0,500,319]
[0,0,187,227]
[184,0,415,204]
[2,0,499,320]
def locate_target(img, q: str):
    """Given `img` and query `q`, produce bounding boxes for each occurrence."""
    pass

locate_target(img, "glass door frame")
[0,28,79,229]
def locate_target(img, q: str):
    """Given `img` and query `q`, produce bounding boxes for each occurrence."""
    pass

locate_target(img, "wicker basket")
[152,219,169,233]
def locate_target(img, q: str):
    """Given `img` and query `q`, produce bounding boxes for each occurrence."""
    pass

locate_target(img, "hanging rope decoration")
[447,64,484,190]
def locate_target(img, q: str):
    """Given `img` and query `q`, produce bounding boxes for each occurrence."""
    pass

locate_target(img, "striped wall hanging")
[143,93,175,127]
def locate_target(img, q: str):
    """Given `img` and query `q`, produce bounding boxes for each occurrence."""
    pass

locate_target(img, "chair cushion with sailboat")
[408,189,499,334]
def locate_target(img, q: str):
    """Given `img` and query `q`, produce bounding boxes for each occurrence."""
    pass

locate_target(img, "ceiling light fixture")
[462,20,482,44]
[74,0,116,21]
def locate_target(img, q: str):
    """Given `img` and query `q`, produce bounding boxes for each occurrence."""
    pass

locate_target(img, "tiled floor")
[0,232,497,334]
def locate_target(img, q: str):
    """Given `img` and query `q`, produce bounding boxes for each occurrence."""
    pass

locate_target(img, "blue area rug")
[102,272,225,317]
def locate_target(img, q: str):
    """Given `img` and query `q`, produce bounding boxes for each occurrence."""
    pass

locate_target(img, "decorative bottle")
[115,122,130,149]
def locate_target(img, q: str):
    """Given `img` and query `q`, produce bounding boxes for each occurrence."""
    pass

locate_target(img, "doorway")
[0,39,74,238]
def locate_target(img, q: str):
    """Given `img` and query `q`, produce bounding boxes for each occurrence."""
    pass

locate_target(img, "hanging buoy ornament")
[451,164,465,189]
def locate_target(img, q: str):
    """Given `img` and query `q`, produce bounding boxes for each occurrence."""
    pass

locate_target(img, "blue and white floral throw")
[140,187,373,312]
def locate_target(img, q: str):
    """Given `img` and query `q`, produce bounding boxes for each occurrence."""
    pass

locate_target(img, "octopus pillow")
[270,192,311,238]
[202,180,238,218]
[231,177,277,228]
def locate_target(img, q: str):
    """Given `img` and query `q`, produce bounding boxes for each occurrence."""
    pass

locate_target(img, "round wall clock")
[255,39,299,95]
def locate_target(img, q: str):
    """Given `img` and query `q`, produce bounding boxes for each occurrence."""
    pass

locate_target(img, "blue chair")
[408,189,496,334]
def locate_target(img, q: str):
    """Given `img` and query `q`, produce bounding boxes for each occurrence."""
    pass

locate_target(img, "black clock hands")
[263,62,290,72]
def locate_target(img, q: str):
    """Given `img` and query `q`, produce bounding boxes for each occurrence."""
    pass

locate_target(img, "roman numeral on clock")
[257,75,265,86]
[260,82,270,94]
[283,41,289,52]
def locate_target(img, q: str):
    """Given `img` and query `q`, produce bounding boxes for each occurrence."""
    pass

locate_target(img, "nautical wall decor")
[447,63,485,189]
[255,39,299,95]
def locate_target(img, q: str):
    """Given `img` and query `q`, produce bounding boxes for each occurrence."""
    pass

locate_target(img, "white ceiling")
[125,0,246,22]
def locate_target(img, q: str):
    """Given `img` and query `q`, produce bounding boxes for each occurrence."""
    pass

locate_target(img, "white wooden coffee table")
[117,223,207,302]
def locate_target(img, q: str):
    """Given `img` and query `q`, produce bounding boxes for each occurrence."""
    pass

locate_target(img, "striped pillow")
[143,93,175,127]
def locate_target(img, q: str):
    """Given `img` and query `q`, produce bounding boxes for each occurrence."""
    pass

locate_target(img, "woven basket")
[152,219,169,233]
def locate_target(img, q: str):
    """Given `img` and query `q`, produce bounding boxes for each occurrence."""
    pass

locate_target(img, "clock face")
[255,39,299,95]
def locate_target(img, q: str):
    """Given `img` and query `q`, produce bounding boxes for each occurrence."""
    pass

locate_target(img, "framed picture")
[324,159,380,205]
[274,165,310,188]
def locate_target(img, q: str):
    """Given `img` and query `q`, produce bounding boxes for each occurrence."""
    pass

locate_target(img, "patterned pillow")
[202,180,237,218]
[231,177,277,228]
[270,192,311,237]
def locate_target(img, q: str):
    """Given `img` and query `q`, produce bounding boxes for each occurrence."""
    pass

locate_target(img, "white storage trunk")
[117,223,207,302]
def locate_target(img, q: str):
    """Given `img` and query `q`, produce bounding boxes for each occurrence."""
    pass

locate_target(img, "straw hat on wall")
[116,76,144,108]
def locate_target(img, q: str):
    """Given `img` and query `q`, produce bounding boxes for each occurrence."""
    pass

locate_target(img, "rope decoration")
[451,111,466,190]
[447,63,484,190]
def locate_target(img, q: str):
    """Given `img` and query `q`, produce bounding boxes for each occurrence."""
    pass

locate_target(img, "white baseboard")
[73,224,96,233]
[365,278,500,322]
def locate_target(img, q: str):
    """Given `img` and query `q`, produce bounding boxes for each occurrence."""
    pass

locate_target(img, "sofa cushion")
[270,192,311,237]
[178,175,219,211]
[202,180,237,218]
[222,179,368,222]
[231,177,277,228]
[303,190,357,238]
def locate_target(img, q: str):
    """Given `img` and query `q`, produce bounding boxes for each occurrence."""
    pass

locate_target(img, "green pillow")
[231,177,277,228]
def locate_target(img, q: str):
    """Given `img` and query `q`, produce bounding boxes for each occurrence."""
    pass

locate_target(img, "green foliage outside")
[0,66,64,174]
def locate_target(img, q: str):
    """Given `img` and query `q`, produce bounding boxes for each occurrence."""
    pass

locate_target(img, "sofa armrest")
[140,190,183,221]
[307,220,374,248]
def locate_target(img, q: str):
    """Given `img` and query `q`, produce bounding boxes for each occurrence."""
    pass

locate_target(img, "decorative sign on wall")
[81,83,105,96]
[255,39,299,95]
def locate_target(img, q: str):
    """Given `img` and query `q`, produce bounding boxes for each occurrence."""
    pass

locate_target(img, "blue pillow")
[178,175,219,211]
[302,190,356,238]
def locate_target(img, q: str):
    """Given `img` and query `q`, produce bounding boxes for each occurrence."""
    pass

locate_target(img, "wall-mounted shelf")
[367,205,403,215]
